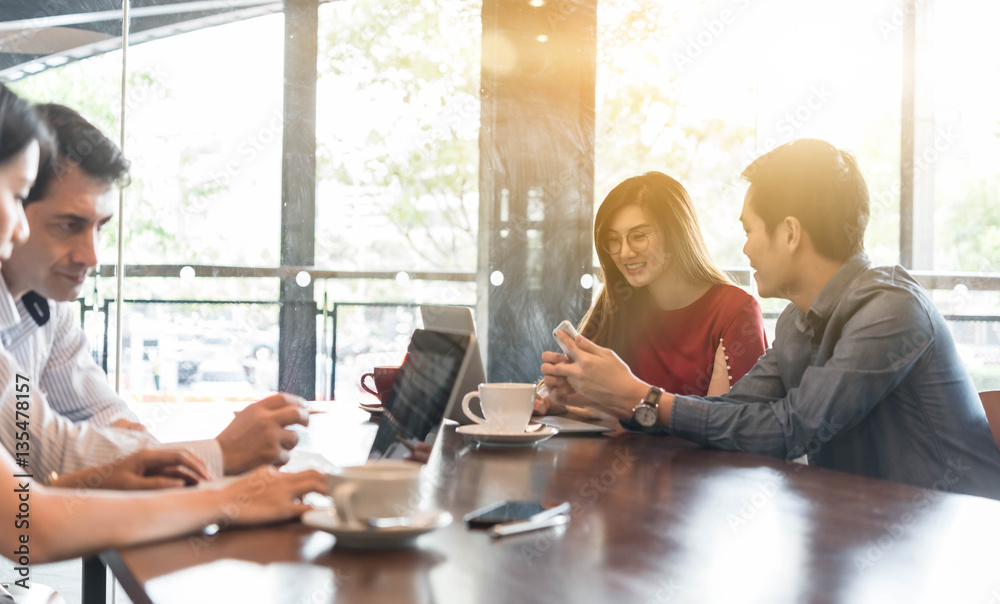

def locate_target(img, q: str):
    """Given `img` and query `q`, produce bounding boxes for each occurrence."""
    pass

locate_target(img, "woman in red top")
[538,172,766,414]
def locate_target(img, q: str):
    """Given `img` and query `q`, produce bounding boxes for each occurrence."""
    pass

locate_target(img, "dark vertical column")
[81,557,106,604]
[278,0,318,398]
[478,0,597,382]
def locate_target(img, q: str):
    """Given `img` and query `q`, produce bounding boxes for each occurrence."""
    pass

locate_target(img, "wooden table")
[100,402,1000,604]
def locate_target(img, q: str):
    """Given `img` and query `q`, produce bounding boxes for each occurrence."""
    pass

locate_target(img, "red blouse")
[627,284,767,397]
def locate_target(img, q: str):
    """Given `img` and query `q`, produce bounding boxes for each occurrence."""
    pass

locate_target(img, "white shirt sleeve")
[3,301,226,478]
[39,302,138,427]
[0,348,226,479]
[169,439,224,477]
[0,347,155,478]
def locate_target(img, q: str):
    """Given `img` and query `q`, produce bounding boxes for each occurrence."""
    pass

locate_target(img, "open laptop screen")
[367,329,473,460]
[419,305,488,423]
[419,304,611,434]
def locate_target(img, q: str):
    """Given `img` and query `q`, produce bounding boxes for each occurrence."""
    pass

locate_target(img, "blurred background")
[2,0,998,405]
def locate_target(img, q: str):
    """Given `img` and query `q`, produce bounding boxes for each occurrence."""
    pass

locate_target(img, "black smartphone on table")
[464,500,570,528]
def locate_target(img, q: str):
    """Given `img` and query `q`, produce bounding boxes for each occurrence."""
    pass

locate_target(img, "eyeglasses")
[601,230,655,255]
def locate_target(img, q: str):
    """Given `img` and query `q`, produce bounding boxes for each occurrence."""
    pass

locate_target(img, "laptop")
[418,305,486,424]
[367,327,479,460]
[419,305,611,434]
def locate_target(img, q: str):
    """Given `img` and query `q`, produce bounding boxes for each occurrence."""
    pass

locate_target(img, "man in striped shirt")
[0,103,309,484]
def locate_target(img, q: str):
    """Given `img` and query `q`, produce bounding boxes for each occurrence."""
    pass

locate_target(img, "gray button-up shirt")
[671,253,1000,499]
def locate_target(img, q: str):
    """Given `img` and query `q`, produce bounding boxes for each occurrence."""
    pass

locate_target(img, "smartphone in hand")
[552,320,579,360]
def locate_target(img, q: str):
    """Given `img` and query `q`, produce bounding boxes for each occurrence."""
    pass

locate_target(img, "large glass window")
[1,1,998,597]
[3,0,1000,400]
[922,0,1000,387]
[928,1,1000,276]
[316,0,481,396]
[595,0,901,326]
[7,1,484,402]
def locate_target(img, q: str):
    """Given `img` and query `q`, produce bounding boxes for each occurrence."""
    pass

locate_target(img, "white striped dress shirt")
[0,277,223,480]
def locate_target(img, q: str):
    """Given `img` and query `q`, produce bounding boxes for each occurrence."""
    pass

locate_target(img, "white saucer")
[302,509,452,548]
[456,424,559,447]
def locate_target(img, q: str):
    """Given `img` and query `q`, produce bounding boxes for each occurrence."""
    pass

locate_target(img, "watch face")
[634,405,657,428]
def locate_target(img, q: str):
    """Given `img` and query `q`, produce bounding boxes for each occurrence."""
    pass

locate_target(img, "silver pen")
[489,513,570,538]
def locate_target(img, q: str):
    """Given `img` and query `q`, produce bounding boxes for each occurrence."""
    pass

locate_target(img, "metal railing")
[93,263,1000,292]
[80,264,1000,399]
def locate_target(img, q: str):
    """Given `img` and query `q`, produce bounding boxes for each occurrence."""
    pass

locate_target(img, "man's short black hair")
[742,138,869,262]
[26,103,130,205]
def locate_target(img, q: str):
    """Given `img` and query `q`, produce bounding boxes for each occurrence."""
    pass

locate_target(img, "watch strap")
[630,386,663,429]
[643,385,663,407]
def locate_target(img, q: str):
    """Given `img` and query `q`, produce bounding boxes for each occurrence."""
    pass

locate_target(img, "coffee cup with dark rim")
[361,365,401,406]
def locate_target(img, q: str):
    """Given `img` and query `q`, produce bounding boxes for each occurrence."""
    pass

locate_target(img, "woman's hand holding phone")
[540,320,584,409]
[552,320,580,361]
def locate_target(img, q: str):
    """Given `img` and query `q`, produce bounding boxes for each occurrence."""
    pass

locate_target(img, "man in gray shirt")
[543,138,1000,499]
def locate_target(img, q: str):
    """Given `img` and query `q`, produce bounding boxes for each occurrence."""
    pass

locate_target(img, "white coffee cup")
[461,383,536,433]
[327,460,423,525]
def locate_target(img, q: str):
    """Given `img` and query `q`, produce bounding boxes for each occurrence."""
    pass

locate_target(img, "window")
[3,0,999,400]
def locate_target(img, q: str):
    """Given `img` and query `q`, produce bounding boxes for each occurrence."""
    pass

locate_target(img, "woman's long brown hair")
[578,172,733,357]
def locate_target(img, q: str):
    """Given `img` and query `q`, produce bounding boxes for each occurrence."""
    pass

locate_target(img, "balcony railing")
[80,264,1000,401]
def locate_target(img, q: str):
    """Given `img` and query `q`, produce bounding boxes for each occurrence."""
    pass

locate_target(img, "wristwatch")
[630,386,663,429]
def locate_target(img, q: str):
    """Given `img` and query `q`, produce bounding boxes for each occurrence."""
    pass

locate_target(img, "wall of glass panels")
[2,0,999,403]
